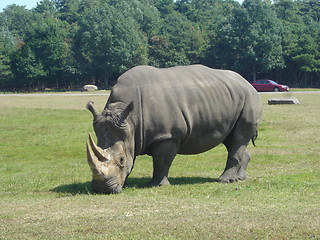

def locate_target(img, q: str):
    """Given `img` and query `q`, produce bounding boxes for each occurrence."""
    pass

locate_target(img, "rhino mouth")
[91,179,122,194]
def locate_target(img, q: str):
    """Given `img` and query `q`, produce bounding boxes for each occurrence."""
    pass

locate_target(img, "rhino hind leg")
[219,122,254,183]
[218,144,250,183]
[148,140,178,187]
[237,150,251,180]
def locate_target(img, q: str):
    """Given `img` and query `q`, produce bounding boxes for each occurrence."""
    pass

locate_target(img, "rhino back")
[107,65,260,155]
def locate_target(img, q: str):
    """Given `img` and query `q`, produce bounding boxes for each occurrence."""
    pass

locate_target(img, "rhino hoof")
[218,176,239,183]
[148,177,171,187]
[237,173,248,181]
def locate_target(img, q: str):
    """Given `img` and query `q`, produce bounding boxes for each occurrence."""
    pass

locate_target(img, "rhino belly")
[178,133,225,154]
[177,128,228,154]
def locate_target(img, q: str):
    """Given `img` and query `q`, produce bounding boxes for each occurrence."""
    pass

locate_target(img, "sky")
[0,0,39,11]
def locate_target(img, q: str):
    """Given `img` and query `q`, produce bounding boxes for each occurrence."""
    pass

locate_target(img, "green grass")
[0,92,319,239]
[290,88,320,91]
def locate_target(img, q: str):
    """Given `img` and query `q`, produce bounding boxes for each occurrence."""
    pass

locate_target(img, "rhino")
[86,65,262,194]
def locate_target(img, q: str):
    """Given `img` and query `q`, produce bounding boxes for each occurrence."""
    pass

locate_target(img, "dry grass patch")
[0,93,108,110]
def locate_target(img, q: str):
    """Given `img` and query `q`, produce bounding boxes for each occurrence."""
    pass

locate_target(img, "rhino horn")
[86,101,100,118]
[117,101,134,126]
[86,141,101,173]
[87,133,111,173]
[88,133,111,162]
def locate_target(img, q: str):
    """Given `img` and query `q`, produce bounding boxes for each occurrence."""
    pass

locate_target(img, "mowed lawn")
[0,91,319,240]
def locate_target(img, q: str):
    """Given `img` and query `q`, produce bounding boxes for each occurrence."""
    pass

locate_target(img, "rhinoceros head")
[86,101,134,194]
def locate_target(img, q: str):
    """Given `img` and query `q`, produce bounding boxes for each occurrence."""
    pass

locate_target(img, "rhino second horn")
[88,133,111,162]
[86,101,100,118]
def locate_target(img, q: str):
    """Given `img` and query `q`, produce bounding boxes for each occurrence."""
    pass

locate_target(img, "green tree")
[1,5,33,39]
[54,0,81,23]
[0,6,34,90]
[0,54,12,91]
[75,0,148,88]
[125,0,162,38]
[274,0,320,86]
[151,0,176,16]
[11,43,47,90]
[206,0,284,81]
[176,0,242,68]
[299,0,320,22]
[32,3,74,88]
[2,0,319,90]
[0,27,15,90]
[34,0,57,15]
[149,11,204,67]
[4,1,75,89]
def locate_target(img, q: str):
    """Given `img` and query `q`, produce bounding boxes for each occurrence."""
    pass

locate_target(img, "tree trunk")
[105,76,109,90]
[252,71,257,82]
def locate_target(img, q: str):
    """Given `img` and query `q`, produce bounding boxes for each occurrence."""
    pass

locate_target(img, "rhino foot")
[218,168,248,183]
[218,173,248,183]
[237,171,248,181]
[148,176,171,187]
[218,176,239,183]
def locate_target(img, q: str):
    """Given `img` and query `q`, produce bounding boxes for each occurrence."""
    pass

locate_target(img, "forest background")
[0,0,319,91]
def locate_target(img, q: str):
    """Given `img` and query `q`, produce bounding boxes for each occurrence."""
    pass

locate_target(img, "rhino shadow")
[51,177,218,195]
[51,182,92,195]
[127,177,218,189]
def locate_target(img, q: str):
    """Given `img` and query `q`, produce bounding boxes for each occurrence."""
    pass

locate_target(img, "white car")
[82,85,98,91]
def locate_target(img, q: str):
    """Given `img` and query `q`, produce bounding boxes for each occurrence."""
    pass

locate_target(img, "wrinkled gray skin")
[86,65,262,194]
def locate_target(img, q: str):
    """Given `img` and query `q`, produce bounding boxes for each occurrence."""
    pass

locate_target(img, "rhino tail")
[251,130,258,147]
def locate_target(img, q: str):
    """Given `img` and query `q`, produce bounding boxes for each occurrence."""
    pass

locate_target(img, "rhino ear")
[117,101,134,126]
[86,101,100,118]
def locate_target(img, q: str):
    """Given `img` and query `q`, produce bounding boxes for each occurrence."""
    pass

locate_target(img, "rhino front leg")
[148,140,178,187]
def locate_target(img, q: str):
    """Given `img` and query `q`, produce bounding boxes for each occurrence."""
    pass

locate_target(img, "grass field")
[0,91,319,240]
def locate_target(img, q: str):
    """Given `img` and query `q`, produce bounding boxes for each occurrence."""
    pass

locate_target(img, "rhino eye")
[119,157,125,167]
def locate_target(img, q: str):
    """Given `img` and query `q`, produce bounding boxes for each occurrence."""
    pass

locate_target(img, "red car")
[251,80,289,92]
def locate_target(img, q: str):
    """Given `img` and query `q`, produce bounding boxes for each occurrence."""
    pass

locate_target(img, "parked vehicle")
[82,85,98,91]
[251,80,289,92]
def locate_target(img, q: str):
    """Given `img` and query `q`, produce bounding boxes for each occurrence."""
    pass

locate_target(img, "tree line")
[0,0,319,91]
